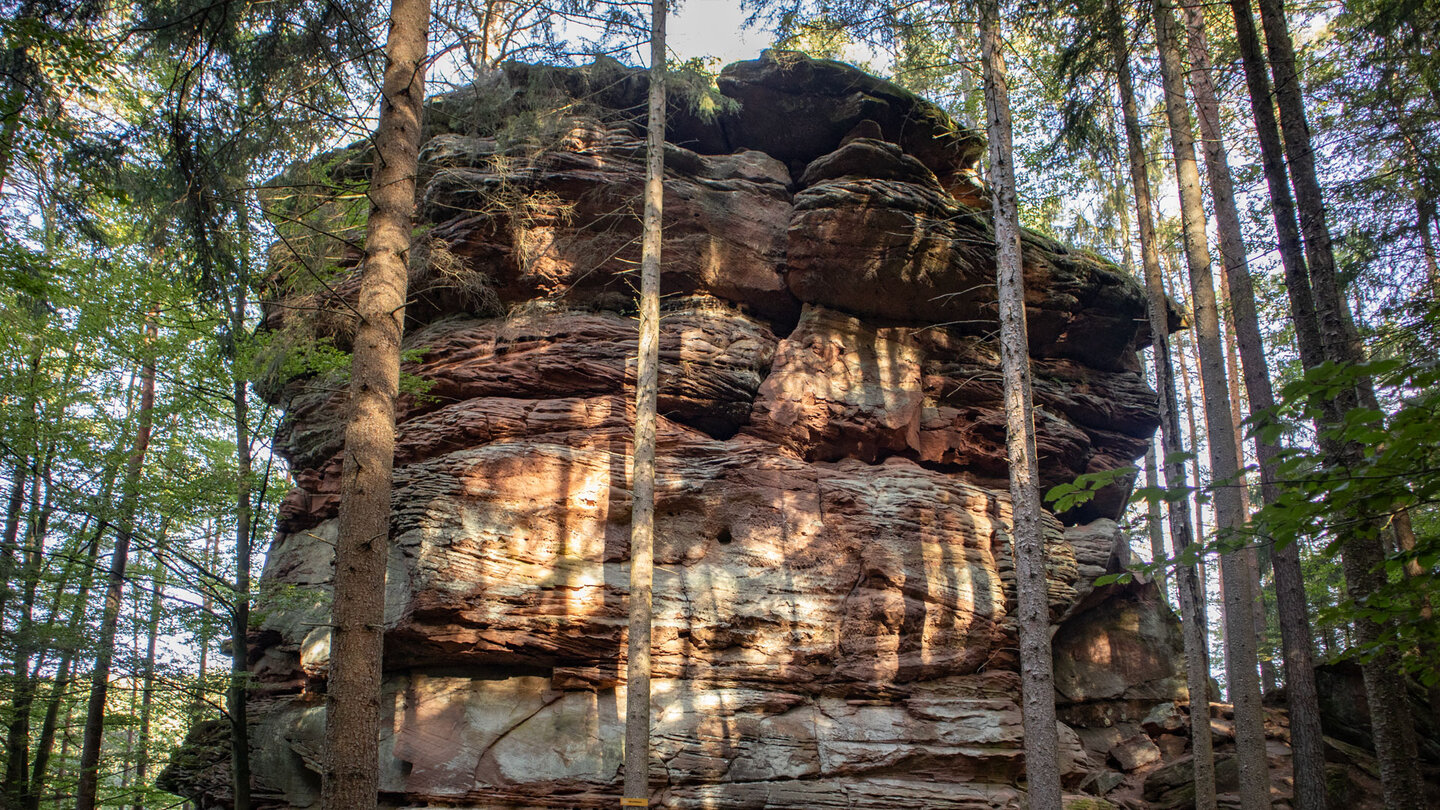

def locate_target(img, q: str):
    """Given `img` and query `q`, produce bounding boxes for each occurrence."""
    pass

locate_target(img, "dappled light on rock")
[165,51,1313,810]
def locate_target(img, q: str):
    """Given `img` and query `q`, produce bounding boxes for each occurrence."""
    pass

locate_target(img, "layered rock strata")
[228,51,1205,809]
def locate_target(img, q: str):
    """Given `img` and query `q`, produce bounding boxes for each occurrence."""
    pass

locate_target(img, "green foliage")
[668,57,742,123]
[1044,465,1138,513]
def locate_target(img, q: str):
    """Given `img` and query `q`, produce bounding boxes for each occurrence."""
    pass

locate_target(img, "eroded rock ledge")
[174,51,1294,810]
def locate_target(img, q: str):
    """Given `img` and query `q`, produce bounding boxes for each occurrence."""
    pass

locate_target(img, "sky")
[667,0,769,65]
[654,1,886,73]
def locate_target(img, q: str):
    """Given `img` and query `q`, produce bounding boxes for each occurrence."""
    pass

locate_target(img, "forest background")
[0,0,1436,805]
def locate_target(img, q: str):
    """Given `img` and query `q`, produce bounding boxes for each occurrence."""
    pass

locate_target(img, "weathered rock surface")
[194,52,1224,810]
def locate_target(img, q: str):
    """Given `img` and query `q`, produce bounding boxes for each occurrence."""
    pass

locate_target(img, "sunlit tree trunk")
[2,432,52,808]
[321,0,430,805]
[978,2,1062,806]
[0,75,24,196]
[1420,198,1439,294]
[27,414,125,810]
[623,1,665,805]
[193,524,218,721]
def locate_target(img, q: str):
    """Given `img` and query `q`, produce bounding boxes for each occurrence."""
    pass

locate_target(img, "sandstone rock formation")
[177,51,1245,809]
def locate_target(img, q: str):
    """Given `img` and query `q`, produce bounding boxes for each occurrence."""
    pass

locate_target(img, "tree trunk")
[1253,1,1425,806]
[0,461,27,623]
[1394,510,1440,732]
[978,3,1063,807]
[26,429,122,810]
[1152,0,1271,805]
[193,525,218,721]
[229,282,254,810]
[28,524,104,810]
[133,525,170,810]
[1106,3,1217,805]
[2,437,50,808]
[1116,152,1170,609]
[1170,298,1215,644]
[1142,398,1171,605]
[1179,0,1286,704]
[1225,4,1329,804]
[76,314,159,810]
[321,0,430,806]
[1420,197,1438,295]
[0,77,24,197]
[623,3,665,805]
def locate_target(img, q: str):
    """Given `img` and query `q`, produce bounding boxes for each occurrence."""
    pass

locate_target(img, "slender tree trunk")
[1180,0,1286,702]
[1394,510,1440,731]
[0,461,27,613]
[58,703,72,795]
[229,281,254,810]
[622,3,665,805]
[0,78,24,197]
[1226,4,1328,804]
[124,580,141,795]
[1116,156,1171,608]
[1420,197,1439,295]
[1171,303,1215,641]
[1152,0,1270,805]
[193,525,218,721]
[1106,4,1216,804]
[133,527,169,810]
[321,0,430,806]
[1142,394,1171,605]
[978,5,1063,806]
[1253,2,1424,806]
[28,525,104,810]
[26,423,123,810]
[76,314,160,810]
[2,439,50,808]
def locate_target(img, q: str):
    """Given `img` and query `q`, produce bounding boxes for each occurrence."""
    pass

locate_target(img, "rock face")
[225,51,1196,809]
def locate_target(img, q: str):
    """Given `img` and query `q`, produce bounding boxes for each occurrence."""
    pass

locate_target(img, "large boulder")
[204,52,1197,810]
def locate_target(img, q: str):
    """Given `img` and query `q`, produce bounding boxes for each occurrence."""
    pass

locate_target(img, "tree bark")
[623,3,665,806]
[1253,1,1425,806]
[1106,2,1217,805]
[0,462,26,623]
[1116,153,1171,609]
[228,277,254,810]
[1225,4,1329,804]
[0,78,24,197]
[1153,0,1271,805]
[978,3,1063,807]
[1179,0,1285,704]
[321,0,430,806]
